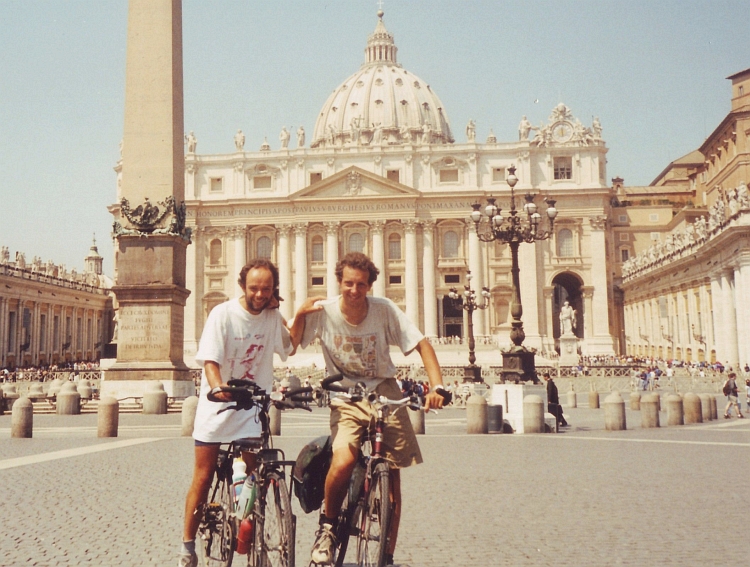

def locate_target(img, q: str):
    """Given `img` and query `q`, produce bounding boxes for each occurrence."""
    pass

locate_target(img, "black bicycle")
[317,375,425,567]
[198,379,312,567]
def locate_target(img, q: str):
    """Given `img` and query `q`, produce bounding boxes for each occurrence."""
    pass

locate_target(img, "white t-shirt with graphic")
[300,296,423,389]
[193,298,292,443]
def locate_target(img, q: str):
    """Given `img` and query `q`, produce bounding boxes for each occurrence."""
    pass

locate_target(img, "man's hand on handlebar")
[424,390,446,410]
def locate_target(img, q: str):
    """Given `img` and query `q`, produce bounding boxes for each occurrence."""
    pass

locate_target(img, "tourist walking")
[723,372,744,418]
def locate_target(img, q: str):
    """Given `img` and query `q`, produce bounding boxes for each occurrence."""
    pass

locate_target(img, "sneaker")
[311,522,337,565]
[177,551,198,567]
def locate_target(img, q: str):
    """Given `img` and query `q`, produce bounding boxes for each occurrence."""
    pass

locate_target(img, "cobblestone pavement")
[1,396,748,566]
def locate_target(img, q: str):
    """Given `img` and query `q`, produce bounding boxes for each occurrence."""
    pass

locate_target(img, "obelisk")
[102,0,192,398]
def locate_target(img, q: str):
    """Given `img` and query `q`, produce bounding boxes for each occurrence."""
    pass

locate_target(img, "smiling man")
[178,259,292,567]
[291,252,446,567]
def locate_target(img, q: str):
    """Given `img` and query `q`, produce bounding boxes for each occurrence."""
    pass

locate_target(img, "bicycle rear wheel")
[256,471,295,567]
[355,463,391,567]
[198,473,237,567]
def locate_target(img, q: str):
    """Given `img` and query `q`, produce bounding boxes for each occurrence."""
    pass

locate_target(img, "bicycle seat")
[257,448,285,464]
[234,437,263,451]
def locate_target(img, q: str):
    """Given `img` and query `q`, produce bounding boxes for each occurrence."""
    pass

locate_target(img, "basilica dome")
[311,12,454,148]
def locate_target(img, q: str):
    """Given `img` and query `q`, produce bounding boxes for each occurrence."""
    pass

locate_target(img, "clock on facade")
[551,121,573,143]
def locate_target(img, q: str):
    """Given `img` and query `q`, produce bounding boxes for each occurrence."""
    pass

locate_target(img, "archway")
[551,272,584,340]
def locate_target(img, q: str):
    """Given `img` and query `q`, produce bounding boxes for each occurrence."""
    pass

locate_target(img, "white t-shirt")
[193,298,292,443]
[300,296,423,389]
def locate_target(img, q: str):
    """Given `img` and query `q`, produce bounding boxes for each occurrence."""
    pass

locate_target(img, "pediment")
[290,166,420,200]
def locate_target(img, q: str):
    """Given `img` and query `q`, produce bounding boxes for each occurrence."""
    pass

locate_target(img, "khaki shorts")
[330,378,422,469]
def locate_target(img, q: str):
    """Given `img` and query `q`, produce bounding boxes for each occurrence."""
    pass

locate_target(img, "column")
[324,222,340,298]
[293,223,308,311]
[544,288,554,351]
[403,219,419,326]
[466,220,486,336]
[277,224,292,321]
[421,221,437,337]
[519,240,543,349]
[370,220,386,297]
[0,298,6,366]
[587,217,615,354]
[739,261,750,366]
[733,265,748,368]
[184,227,198,355]
[710,275,724,363]
[234,226,246,274]
[582,289,594,343]
[721,270,739,368]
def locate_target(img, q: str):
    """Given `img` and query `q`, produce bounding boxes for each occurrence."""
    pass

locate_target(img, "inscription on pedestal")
[118,305,171,361]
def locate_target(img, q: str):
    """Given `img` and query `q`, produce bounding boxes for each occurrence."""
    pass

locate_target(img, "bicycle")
[197,379,312,567]
[315,374,450,567]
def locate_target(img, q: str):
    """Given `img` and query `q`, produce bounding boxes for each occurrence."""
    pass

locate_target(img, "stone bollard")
[47,378,64,399]
[566,389,577,408]
[77,379,92,401]
[709,396,718,420]
[466,394,488,434]
[698,394,712,422]
[523,395,545,433]
[666,394,684,426]
[588,391,600,409]
[2,384,20,412]
[487,404,504,434]
[57,381,81,415]
[181,396,199,437]
[27,382,46,402]
[11,396,33,438]
[143,381,168,414]
[408,407,425,435]
[630,391,641,410]
[683,393,703,424]
[641,393,660,428]
[269,405,281,436]
[97,397,119,437]
[604,391,627,431]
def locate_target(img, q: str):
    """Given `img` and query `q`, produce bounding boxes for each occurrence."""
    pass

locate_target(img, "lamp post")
[469,165,557,382]
[448,271,490,382]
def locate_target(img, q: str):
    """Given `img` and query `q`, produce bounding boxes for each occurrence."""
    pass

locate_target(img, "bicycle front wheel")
[198,474,237,567]
[356,462,391,567]
[256,471,295,567]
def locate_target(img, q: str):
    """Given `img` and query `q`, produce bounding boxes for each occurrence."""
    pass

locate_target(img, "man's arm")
[414,338,446,409]
[204,360,232,402]
[289,296,326,348]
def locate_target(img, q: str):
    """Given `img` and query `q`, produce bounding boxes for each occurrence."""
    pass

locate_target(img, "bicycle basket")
[292,435,332,514]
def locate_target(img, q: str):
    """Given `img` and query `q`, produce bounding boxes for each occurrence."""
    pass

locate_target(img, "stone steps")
[17,399,185,415]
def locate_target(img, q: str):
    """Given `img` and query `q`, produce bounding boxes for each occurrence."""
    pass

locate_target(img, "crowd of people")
[0,361,100,382]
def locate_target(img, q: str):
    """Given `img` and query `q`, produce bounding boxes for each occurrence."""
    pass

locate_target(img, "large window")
[557,229,574,257]
[209,239,222,265]
[311,236,324,262]
[256,236,272,259]
[349,232,364,253]
[388,233,402,260]
[443,231,459,258]
[553,157,572,180]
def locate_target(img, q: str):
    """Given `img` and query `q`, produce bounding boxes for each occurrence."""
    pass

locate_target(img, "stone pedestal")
[500,347,538,383]
[558,334,579,366]
[491,383,555,433]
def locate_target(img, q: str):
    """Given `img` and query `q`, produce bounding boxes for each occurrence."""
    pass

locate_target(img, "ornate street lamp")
[470,165,557,382]
[448,271,491,382]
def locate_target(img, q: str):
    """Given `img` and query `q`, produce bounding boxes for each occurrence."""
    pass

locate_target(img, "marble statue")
[559,301,576,335]
[234,129,245,151]
[350,117,361,145]
[372,123,382,145]
[0,246,9,264]
[695,216,707,241]
[399,124,410,144]
[738,181,750,208]
[518,116,532,141]
[185,131,197,153]
[592,117,602,139]
[466,119,476,142]
[297,126,305,148]
[279,126,290,149]
[422,121,432,145]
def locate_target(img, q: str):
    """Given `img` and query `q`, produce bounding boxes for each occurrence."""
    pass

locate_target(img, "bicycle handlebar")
[320,374,349,393]
[207,380,313,412]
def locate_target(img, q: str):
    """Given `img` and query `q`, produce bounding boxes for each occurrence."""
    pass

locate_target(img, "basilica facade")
[114,13,619,361]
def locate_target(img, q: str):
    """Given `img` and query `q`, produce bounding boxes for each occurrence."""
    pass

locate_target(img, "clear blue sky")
[1,0,748,277]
